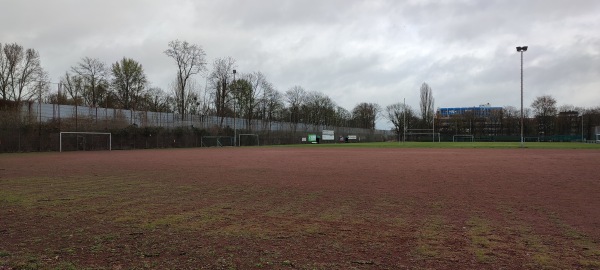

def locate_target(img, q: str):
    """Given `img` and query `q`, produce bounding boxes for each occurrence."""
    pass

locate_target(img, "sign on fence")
[322,130,335,141]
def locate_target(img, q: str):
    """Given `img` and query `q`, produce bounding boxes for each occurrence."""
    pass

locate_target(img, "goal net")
[524,137,540,142]
[238,134,259,147]
[405,129,441,142]
[453,135,474,142]
[60,132,112,152]
[201,136,234,147]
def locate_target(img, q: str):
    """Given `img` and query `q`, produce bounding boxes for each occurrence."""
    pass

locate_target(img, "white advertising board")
[322,130,335,141]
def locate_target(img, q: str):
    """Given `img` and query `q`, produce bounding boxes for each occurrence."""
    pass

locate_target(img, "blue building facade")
[438,106,503,118]
[436,105,504,136]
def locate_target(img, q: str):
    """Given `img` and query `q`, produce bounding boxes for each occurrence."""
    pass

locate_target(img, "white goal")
[60,132,112,152]
[405,129,441,142]
[238,134,259,146]
[453,135,474,142]
[524,137,540,142]
[201,136,234,147]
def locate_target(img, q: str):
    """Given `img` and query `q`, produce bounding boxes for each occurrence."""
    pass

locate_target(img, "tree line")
[0,41,382,131]
[1,41,599,137]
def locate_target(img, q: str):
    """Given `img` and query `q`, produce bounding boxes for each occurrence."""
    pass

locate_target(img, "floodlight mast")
[403,98,406,143]
[516,46,528,148]
[233,69,237,147]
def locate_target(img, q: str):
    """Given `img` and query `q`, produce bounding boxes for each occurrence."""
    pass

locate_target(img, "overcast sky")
[2,0,599,129]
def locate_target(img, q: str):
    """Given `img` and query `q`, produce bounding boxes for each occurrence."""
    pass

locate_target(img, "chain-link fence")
[0,103,393,153]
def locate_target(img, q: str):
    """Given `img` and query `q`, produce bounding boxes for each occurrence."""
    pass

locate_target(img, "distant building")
[556,111,579,136]
[438,104,503,118]
[436,104,503,136]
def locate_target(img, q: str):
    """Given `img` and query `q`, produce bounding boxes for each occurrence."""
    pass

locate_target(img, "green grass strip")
[273,142,600,149]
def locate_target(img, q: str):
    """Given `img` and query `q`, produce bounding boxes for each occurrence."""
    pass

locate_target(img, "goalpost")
[201,136,234,147]
[524,137,540,142]
[60,132,112,152]
[405,129,441,142]
[238,134,259,146]
[453,135,474,142]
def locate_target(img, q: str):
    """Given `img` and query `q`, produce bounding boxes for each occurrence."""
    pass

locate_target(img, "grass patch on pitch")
[280,141,600,149]
[547,212,600,267]
[413,215,451,259]
[465,216,502,264]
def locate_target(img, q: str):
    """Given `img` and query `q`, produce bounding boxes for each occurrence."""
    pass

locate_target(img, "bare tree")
[72,57,108,107]
[138,87,171,112]
[419,82,434,128]
[237,71,270,130]
[208,57,236,126]
[230,77,252,128]
[197,82,213,117]
[169,78,200,118]
[333,106,352,127]
[386,103,416,140]
[0,43,46,106]
[164,40,207,118]
[302,91,336,127]
[0,43,8,100]
[46,82,70,105]
[352,102,381,130]
[259,85,284,132]
[501,106,520,136]
[111,57,147,110]
[285,86,307,133]
[60,72,85,106]
[531,95,557,136]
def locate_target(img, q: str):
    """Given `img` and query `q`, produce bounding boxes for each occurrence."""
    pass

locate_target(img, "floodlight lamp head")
[522,46,528,51]
[516,46,522,52]
[233,69,236,74]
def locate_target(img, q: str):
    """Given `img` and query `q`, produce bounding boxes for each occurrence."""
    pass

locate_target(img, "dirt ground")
[1,147,600,269]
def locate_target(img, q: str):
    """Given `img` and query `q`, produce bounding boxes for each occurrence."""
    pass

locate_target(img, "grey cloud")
[1,0,599,129]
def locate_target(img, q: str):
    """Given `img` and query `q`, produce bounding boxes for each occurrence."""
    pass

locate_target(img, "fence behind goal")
[453,135,474,142]
[405,129,441,142]
[59,132,112,152]
[238,134,259,146]
[201,136,234,147]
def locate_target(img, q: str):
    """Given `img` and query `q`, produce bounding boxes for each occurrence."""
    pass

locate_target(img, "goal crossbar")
[453,134,474,142]
[201,136,234,147]
[405,132,441,142]
[406,129,435,132]
[524,136,540,142]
